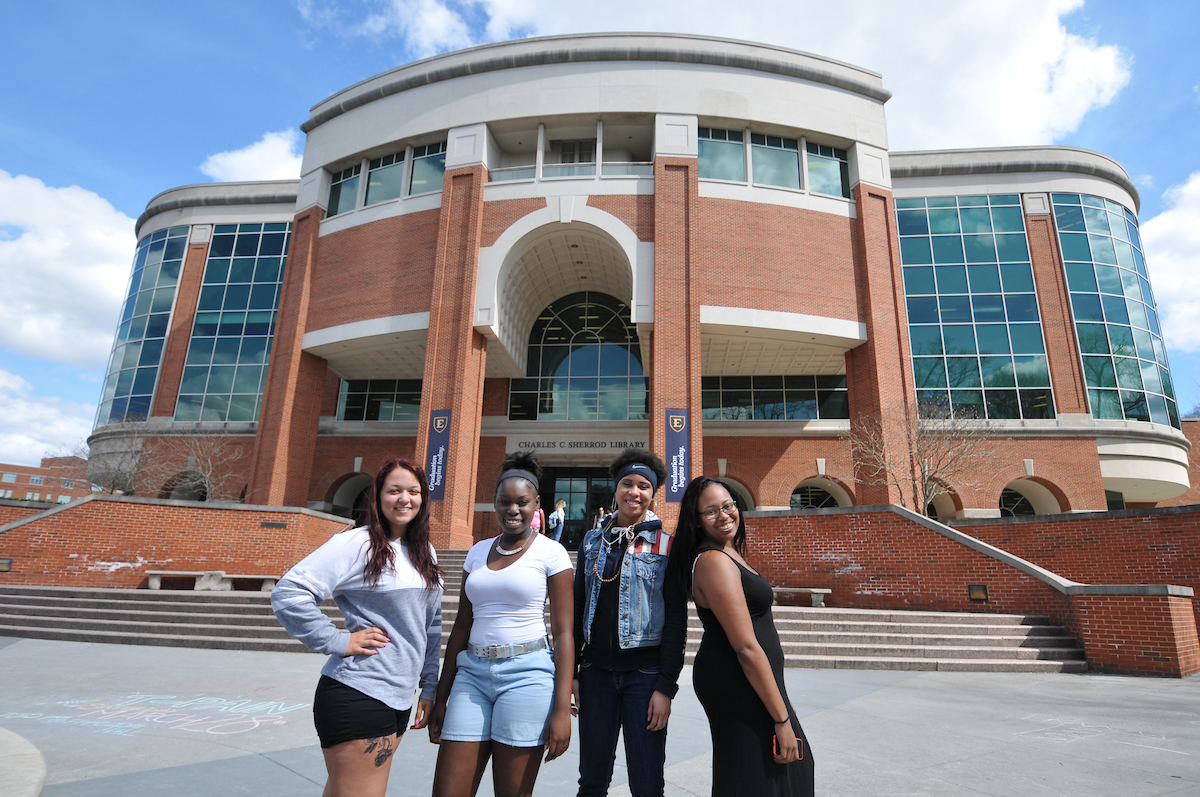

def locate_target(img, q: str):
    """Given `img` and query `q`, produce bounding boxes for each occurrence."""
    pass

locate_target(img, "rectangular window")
[2,473,14,483]
[327,165,361,216]
[699,375,848,420]
[544,140,597,178]
[410,142,447,195]
[751,134,800,190]
[806,143,850,198]
[365,151,406,205]
[698,128,745,182]
[30,476,43,485]
[62,479,75,489]
[338,379,423,422]
[58,495,71,503]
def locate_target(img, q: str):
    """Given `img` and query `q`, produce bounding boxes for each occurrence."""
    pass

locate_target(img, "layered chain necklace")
[594,522,636,583]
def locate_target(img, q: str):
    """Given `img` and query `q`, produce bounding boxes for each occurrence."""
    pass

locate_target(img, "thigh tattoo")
[363,736,395,767]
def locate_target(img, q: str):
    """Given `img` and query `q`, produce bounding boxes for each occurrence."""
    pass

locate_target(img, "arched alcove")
[1000,478,1061,516]
[790,477,851,509]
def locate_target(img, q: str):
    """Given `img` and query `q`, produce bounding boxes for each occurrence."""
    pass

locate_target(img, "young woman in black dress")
[671,476,814,797]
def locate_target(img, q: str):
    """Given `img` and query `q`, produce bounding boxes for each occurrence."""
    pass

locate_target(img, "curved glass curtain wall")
[1051,194,1179,428]
[896,194,1054,420]
[508,292,646,421]
[174,222,291,422]
[95,226,189,427]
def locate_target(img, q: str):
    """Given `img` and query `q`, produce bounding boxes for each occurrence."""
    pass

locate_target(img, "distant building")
[0,457,96,503]
[87,33,1197,548]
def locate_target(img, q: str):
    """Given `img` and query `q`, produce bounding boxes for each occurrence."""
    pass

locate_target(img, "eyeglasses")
[699,501,739,520]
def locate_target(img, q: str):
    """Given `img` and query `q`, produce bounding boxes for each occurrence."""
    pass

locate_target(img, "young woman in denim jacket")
[573,449,687,797]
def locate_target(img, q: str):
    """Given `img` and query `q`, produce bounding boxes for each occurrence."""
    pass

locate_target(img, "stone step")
[0,624,309,653]
[776,654,1090,673]
[0,584,274,604]
[682,638,1085,660]
[0,612,308,640]
[0,583,1088,673]
[0,601,343,626]
[0,596,334,618]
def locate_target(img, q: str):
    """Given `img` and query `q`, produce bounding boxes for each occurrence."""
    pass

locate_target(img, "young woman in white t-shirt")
[428,451,574,797]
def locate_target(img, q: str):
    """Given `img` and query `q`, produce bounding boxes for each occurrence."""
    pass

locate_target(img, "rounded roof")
[300,32,891,134]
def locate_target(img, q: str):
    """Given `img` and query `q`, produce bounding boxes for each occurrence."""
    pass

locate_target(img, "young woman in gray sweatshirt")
[273,457,442,797]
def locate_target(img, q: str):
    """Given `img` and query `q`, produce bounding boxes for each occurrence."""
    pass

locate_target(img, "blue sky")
[1,0,1199,464]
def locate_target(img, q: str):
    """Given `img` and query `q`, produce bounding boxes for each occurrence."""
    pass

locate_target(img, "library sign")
[507,437,647,454]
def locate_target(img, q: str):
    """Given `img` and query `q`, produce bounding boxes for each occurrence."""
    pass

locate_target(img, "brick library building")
[88,32,1199,551]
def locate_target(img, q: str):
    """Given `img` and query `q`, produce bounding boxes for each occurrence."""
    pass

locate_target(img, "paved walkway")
[1,635,1198,796]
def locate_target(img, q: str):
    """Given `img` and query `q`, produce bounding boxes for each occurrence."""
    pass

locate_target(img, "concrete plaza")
[1,635,1197,796]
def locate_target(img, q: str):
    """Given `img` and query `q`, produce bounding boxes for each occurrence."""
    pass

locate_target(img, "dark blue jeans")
[576,662,667,797]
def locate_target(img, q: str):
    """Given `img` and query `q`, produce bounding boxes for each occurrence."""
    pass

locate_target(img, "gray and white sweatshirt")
[272,527,442,710]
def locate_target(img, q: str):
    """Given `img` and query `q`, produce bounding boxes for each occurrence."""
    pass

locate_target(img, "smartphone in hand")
[772,734,804,759]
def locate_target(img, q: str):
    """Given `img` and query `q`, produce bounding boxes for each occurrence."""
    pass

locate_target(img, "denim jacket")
[579,516,673,649]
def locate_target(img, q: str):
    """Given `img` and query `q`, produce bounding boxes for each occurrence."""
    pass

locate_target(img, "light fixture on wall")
[0,558,12,572]
[968,584,988,602]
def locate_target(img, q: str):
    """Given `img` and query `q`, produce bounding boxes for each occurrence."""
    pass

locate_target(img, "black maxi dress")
[693,550,815,797]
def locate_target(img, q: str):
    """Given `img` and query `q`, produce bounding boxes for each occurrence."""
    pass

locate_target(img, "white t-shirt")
[462,532,573,646]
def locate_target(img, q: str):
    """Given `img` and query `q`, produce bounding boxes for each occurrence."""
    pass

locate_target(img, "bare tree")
[137,434,247,502]
[850,406,992,516]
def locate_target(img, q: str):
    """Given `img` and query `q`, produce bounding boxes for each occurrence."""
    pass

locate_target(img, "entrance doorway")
[542,467,613,550]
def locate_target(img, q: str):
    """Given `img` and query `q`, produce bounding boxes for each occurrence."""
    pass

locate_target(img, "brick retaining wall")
[0,495,350,588]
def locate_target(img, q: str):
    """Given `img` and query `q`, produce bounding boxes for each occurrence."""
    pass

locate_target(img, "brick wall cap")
[951,503,1200,527]
[748,503,1082,593]
[302,32,891,134]
[0,493,352,535]
[1065,584,1194,597]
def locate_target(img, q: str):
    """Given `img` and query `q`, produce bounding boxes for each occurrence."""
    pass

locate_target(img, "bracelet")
[773,717,789,724]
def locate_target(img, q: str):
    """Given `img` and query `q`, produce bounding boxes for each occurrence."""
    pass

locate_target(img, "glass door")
[543,467,612,550]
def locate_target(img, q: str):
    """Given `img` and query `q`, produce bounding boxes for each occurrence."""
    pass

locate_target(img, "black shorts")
[312,675,412,749]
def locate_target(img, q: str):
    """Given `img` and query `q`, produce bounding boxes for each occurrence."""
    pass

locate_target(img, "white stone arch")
[717,476,756,511]
[790,477,852,509]
[1001,478,1062,516]
[474,198,654,377]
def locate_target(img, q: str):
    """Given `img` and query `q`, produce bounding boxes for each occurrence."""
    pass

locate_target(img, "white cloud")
[1141,172,1200,353]
[199,130,303,182]
[298,0,1129,150]
[0,171,135,366]
[0,368,94,466]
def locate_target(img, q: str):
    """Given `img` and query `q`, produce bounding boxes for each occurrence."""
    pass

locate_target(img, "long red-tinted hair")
[362,458,441,589]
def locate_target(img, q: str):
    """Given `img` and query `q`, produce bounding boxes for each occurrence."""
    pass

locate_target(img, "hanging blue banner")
[664,408,690,503]
[426,409,452,500]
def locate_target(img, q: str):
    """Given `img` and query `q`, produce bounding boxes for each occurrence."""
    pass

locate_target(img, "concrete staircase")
[0,549,1086,672]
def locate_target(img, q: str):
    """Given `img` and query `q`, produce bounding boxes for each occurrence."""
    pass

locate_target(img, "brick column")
[845,184,917,506]
[649,158,703,526]
[1025,212,1089,414]
[416,166,488,549]
[247,206,328,507]
[151,237,210,418]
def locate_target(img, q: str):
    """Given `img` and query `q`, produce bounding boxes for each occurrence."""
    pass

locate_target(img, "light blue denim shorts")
[439,645,555,747]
